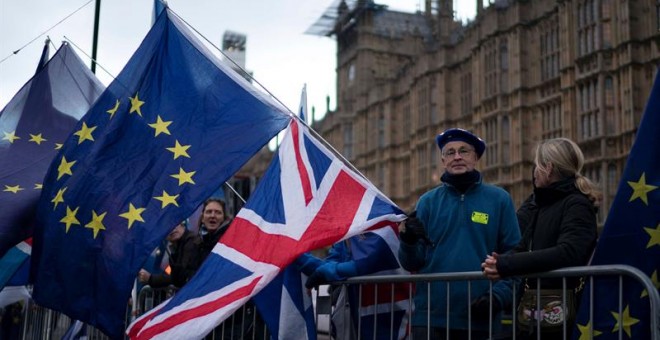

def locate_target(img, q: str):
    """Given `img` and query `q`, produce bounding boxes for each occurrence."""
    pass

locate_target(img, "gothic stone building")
[305,0,660,225]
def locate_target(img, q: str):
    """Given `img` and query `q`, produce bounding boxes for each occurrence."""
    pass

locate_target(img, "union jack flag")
[127,118,406,339]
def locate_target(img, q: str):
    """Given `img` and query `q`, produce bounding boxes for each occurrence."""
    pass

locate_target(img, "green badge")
[471,211,489,225]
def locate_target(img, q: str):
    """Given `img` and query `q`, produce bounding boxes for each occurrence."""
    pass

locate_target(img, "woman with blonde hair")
[481,137,600,338]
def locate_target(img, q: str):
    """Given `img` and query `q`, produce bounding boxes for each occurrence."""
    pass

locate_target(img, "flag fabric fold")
[0,42,104,257]
[0,239,31,290]
[127,117,406,339]
[31,9,290,339]
[573,69,660,339]
[251,85,317,340]
[253,264,316,340]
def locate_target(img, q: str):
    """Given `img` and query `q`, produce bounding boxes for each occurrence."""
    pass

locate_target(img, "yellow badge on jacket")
[471,211,489,225]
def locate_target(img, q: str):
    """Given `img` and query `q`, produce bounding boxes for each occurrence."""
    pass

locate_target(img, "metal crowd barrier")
[340,264,660,340]
[4,264,658,339]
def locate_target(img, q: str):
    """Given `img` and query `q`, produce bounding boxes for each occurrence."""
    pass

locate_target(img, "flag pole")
[91,0,101,73]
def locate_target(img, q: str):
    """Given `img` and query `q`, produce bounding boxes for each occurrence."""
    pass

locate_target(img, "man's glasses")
[442,147,474,158]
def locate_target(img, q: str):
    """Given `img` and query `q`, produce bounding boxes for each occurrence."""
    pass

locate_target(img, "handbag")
[517,287,577,332]
[516,209,580,332]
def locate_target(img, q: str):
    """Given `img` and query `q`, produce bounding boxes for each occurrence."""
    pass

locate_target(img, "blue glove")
[305,261,357,288]
[294,253,323,276]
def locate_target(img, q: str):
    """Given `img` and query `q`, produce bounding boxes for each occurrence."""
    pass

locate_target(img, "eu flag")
[31,10,291,339]
[574,70,660,339]
[0,42,104,257]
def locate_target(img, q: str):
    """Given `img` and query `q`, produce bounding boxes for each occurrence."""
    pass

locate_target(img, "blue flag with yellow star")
[0,42,104,258]
[31,9,291,339]
[573,70,660,339]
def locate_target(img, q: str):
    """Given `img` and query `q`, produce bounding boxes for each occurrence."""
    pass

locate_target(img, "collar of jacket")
[533,178,579,206]
[441,170,481,193]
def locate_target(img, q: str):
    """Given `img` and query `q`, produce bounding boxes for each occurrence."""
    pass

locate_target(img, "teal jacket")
[398,178,521,331]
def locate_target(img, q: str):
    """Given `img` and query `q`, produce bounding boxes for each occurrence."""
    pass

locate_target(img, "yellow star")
[73,122,97,145]
[171,167,196,186]
[641,270,659,298]
[611,305,640,337]
[55,143,63,150]
[628,173,657,205]
[119,203,146,229]
[166,140,191,159]
[34,183,43,189]
[148,115,172,136]
[644,224,660,249]
[577,321,603,340]
[57,156,76,180]
[60,206,80,233]
[2,130,20,143]
[28,133,47,145]
[85,210,107,239]
[154,190,179,208]
[51,187,67,210]
[129,93,145,116]
[106,99,120,118]
[3,185,23,193]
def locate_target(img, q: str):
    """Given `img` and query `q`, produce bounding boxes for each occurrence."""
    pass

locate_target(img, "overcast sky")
[0,1,476,121]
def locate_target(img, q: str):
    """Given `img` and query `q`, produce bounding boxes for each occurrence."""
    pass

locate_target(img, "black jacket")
[496,178,597,287]
[198,218,233,263]
[149,229,201,288]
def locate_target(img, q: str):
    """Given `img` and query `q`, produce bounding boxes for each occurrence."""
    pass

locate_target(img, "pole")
[91,0,101,73]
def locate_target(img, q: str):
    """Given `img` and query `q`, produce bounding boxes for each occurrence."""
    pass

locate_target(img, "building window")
[607,163,617,198]
[403,99,411,138]
[605,76,616,134]
[484,41,498,98]
[417,145,428,188]
[500,39,509,92]
[657,0,660,31]
[430,145,438,181]
[402,157,411,197]
[430,76,439,124]
[417,84,429,128]
[577,0,600,56]
[378,108,385,148]
[343,124,353,159]
[542,101,562,139]
[348,63,355,85]
[485,119,498,166]
[578,78,601,140]
[378,165,385,189]
[461,69,473,116]
[501,116,510,164]
[540,20,560,81]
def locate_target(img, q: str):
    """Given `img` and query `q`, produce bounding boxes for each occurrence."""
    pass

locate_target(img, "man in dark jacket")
[138,220,200,288]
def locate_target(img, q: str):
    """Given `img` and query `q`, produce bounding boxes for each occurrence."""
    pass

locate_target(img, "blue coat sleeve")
[296,242,351,276]
[397,201,430,272]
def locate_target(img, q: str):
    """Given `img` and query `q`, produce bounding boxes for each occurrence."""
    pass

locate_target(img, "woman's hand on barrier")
[481,252,501,280]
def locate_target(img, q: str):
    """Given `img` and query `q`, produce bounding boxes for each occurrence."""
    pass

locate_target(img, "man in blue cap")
[398,128,521,339]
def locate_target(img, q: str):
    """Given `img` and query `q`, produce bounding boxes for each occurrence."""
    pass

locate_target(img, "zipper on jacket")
[461,194,467,227]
